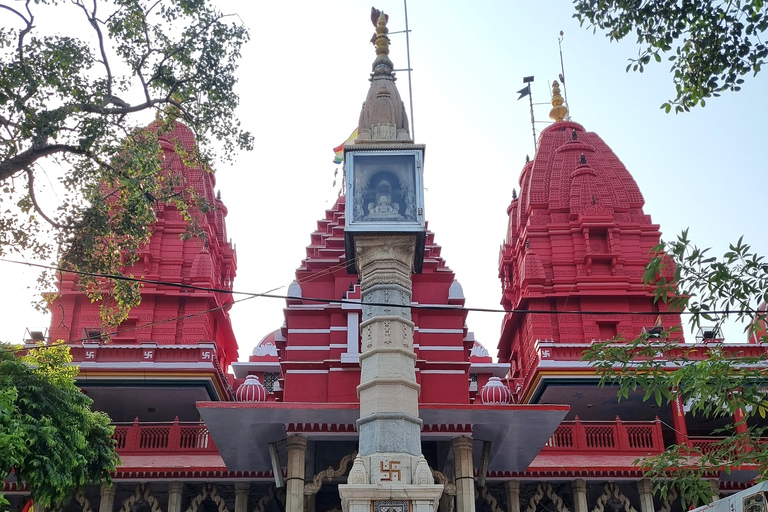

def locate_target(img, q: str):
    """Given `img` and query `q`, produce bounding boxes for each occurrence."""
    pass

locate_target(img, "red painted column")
[734,407,752,452]
[671,392,689,446]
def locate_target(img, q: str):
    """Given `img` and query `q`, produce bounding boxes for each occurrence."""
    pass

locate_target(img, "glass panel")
[350,154,417,223]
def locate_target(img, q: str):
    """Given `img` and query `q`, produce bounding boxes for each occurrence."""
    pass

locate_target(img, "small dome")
[480,377,512,405]
[287,280,302,298]
[236,375,267,402]
[448,280,465,300]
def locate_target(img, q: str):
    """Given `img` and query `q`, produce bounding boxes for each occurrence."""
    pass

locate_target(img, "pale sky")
[2,1,767,362]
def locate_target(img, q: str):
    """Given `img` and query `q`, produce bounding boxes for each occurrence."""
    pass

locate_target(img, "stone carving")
[590,483,637,512]
[254,483,277,512]
[659,484,679,512]
[347,456,369,485]
[412,455,434,484]
[75,492,94,512]
[475,485,504,512]
[304,451,358,495]
[118,485,162,512]
[379,460,402,481]
[186,484,229,512]
[525,482,570,512]
[431,469,457,496]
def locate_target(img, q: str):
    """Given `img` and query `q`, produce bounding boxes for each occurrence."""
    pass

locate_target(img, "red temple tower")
[48,122,238,427]
[497,82,682,404]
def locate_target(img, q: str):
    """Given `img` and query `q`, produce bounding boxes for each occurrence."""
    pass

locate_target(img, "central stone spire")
[355,9,412,143]
[339,9,441,512]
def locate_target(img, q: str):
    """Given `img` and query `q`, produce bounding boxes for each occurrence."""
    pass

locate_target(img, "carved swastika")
[379,460,402,481]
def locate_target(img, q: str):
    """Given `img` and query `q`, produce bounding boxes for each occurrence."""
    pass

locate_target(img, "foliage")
[0,344,119,509]
[573,0,768,111]
[0,0,252,326]
[584,233,768,507]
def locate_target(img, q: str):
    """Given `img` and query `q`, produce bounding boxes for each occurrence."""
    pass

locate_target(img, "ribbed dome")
[236,375,267,402]
[480,377,512,405]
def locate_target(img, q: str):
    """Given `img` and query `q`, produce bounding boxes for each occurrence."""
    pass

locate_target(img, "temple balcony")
[540,416,665,455]
[113,418,219,455]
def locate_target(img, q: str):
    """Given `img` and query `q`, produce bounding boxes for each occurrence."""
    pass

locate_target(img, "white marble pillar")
[355,235,422,458]
[637,478,656,512]
[452,437,476,512]
[286,435,307,512]
[638,479,655,512]
[99,485,116,512]
[167,482,184,512]
[505,481,520,512]
[235,482,250,512]
[709,481,720,503]
[572,479,588,512]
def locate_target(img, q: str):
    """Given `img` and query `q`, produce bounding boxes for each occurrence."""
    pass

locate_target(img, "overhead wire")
[0,257,761,317]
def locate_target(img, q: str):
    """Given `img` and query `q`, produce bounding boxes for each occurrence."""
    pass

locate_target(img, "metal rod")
[403,0,415,140]
[558,31,570,120]
[528,88,537,152]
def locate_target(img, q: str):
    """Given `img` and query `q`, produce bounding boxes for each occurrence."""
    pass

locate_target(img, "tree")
[584,232,768,507]
[573,0,768,112]
[0,344,119,509]
[0,0,252,325]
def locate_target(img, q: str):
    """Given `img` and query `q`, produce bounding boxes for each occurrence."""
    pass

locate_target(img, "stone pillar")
[355,235,422,458]
[505,481,520,512]
[338,235,442,512]
[452,437,476,512]
[286,435,307,512]
[235,482,250,512]
[572,479,588,512]
[168,482,184,512]
[99,485,116,512]
[709,481,720,503]
[638,479,655,512]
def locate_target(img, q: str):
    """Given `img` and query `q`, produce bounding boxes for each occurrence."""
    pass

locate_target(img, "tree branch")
[1,144,90,182]
[73,0,114,98]
[24,167,73,230]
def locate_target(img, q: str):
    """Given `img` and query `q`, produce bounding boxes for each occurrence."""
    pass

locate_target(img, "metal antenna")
[403,0,415,140]
[558,31,571,120]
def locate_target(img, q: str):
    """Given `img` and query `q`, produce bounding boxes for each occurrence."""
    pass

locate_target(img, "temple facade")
[4,10,767,512]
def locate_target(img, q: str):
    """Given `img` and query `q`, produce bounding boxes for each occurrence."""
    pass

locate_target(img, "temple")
[5,9,768,512]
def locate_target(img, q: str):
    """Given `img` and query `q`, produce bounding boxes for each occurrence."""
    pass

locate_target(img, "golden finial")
[374,11,390,57]
[369,8,393,77]
[549,80,568,122]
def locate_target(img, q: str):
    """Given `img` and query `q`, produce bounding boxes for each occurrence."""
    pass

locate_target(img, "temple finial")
[370,8,393,77]
[549,80,568,122]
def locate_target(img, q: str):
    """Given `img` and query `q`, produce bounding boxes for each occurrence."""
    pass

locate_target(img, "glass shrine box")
[344,147,426,273]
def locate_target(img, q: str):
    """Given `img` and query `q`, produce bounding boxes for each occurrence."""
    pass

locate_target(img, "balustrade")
[542,416,664,454]
[112,417,217,454]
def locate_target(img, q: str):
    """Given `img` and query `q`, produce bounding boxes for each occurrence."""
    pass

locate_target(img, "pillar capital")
[286,435,308,451]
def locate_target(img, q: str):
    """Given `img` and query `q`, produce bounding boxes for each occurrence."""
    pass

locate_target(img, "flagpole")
[518,76,537,153]
[528,90,537,152]
[558,31,570,121]
[403,0,415,141]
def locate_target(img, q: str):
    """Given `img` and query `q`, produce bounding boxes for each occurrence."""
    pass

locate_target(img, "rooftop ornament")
[480,377,512,405]
[235,375,267,402]
[549,80,568,122]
